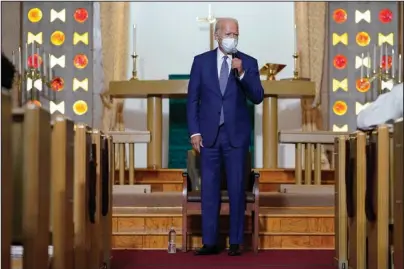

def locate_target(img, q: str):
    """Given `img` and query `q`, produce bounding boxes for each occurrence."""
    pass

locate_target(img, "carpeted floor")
[111,250,336,269]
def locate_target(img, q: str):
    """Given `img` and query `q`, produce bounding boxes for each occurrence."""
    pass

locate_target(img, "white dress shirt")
[357,83,403,129]
[190,50,245,138]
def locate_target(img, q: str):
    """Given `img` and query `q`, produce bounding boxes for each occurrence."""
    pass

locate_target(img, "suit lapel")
[210,49,221,95]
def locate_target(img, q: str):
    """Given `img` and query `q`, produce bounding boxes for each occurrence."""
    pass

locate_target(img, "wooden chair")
[181,150,260,253]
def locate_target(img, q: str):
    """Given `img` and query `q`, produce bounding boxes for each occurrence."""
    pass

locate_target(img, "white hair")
[214,18,239,33]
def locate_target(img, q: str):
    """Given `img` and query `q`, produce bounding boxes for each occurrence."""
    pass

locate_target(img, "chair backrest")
[186,150,253,192]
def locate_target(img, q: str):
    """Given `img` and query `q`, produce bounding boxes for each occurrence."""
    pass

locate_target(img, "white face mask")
[220,38,238,54]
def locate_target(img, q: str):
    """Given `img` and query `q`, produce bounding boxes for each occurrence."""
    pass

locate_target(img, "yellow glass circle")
[50,31,65,46]
[73,100,88,115]
[28,8,42,23]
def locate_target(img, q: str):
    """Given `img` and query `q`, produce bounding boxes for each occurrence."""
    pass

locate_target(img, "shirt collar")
[217,48,232,62]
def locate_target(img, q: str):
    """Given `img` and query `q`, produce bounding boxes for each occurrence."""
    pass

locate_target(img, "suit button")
[218,111,220,114]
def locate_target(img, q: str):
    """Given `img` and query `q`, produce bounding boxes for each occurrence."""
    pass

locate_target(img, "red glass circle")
[333,54,347,70]
[379,9,393,24]
[28,54,42,69]
[74,8,88,23]
[381,55,393,69]
[333,9,347,24]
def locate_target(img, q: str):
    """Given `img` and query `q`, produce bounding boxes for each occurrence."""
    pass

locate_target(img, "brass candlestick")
[293,52,299,79]
[130,53,138,80]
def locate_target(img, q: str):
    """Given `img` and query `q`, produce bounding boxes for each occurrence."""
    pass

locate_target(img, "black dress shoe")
[228,244,241,256]
[194,245,220,255]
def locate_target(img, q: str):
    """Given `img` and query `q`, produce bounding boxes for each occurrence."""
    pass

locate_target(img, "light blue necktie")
[219,56,229,125]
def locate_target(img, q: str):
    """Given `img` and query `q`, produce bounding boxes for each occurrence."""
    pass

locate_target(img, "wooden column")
[147,96,163,168]
[262,97,278,168]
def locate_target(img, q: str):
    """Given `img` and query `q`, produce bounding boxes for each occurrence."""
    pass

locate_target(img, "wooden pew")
[11,104,52,269]
[9,109,113,269]
[335,126,395,269]
[2,91,14,269]
[74,126,113,269]
[51,117,75,269]
[394,119,403,269]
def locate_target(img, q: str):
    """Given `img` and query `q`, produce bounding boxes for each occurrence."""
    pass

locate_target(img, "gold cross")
[196,4,217,50]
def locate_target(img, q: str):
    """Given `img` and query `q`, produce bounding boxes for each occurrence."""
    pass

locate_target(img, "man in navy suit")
[187,18,264,256]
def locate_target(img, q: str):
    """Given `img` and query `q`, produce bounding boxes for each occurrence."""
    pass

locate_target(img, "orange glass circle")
[73,100,88,115]
[51,31,65,46]
[50,77,65,92]
[333,9,347,24]
[28,8,42,23]
[27,100,41,107]
[356,32,371,47]
[333,101,348,116]
[356,78,371,93]
[73,54,88,69]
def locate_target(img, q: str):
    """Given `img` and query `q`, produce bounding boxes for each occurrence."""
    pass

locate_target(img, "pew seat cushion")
[187,190,255,203]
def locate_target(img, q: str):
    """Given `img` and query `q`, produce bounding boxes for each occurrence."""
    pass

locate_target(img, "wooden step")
[112,207,334,250]
[113,168,335,192]
[112,192,335,208]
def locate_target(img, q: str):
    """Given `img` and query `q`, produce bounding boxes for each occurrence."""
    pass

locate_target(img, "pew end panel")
[22,104,52,269]
[2,91,13,269]
[333,135,348,268]
[51,117,75,269]
[393,119,404,269]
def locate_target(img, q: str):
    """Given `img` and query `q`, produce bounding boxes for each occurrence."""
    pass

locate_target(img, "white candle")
[37,46,40,72]
[385,45,388,74]
[392,49,395,78]
[48,53,52,80]
[367,51,370,77]
[133,24,137,54]
[43,52,47,77]
[25,43,28,69]
[294,24,297,53]
[399,54,402,83]
[380,45,383,69]
[18,47,22,74]
[373,45,377,73]
[360,53,364,79]
[208,4,212,18]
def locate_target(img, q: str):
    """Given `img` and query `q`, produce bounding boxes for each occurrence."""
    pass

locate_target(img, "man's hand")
[191,135,203,153]
[232,58,244,76]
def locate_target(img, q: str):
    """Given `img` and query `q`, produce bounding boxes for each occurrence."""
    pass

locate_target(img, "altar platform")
[111,169,335,251]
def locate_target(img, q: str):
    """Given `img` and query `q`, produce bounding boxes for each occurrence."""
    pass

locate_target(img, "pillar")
[147,96,163,168]
[262,96,278,168]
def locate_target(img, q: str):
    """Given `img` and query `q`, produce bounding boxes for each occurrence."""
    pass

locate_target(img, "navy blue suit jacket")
[186,49,264,148]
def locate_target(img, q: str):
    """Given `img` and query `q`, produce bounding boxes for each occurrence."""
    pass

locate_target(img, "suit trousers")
[200,124,248,245]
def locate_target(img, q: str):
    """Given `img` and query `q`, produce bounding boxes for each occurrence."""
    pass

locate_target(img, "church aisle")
[111,250,335,269]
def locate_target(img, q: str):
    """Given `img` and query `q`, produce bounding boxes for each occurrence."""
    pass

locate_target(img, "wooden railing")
[334,121,403,269]
[1,90,114,269]
[107,131,150,185]
[279,131,348,185]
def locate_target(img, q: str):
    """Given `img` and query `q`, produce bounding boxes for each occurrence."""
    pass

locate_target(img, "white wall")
[125,2,301,168]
